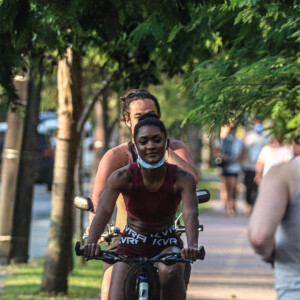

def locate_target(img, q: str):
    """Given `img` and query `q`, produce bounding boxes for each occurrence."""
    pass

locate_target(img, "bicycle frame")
[136,266,159,300]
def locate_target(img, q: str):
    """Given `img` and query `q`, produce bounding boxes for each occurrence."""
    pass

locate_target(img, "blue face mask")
[253,123,263,134]
[137,156,166,169]
[134,141,167,169]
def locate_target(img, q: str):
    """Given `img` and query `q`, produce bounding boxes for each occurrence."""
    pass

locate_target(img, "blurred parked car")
[0,122,54,190]
[36,132,54,190]
[38,117,95,176]
[39,111,57,123]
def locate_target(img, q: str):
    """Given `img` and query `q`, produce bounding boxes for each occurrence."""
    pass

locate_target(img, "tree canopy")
[1,1,299,137]
[180,1,300,139]
[125,1,300,138]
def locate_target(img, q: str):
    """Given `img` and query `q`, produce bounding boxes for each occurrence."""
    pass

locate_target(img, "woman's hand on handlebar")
[181,246,199,261]
[83,243,102,258]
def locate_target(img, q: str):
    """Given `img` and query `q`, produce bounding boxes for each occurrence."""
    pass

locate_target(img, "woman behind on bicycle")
[84,113,199,300]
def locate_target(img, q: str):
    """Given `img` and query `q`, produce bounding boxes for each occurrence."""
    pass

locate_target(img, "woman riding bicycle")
[84,113,199,300]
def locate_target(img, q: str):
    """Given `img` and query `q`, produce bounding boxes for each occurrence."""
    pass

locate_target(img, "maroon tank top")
[122,162,180,223]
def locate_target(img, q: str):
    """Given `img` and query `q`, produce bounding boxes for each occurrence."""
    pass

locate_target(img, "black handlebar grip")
[196,189,210,204]
[75,241,84,256]
[197,246,206,260]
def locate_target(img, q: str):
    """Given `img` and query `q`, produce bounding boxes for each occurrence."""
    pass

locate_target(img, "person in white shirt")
[255,133,293,184]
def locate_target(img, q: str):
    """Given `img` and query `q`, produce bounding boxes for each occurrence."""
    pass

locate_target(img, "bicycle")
[74,189,209,299]
[75,241,205,300]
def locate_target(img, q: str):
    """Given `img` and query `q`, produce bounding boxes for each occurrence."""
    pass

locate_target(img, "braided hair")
[120,89,161,121]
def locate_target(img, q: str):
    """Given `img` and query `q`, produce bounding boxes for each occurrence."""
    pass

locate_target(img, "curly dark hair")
[120,89,161,121]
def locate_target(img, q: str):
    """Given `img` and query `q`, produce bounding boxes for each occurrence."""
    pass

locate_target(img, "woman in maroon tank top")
[83,114,199,300]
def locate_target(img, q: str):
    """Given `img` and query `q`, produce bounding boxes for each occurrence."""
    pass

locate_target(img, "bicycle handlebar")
[75,241,205,264]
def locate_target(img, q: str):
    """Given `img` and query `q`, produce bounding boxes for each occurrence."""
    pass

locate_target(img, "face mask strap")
[134,143,139,156]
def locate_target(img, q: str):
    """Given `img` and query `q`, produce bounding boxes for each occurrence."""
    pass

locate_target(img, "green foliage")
[0,0,203,104]
[180,1,300,140]
[148,75,194,141]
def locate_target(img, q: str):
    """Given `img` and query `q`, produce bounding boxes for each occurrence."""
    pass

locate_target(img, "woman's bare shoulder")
[108,164,132,190]
[175,165,195,183]
[111,164,131,179]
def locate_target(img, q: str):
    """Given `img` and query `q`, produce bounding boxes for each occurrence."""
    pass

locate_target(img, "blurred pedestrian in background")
[242,118,270,215]
[254,129,293,184]
[248,135,300,300]
[214,124,244,216]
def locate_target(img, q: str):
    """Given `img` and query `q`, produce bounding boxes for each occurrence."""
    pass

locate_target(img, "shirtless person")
[90,89,198,297]
[249,136,300,299]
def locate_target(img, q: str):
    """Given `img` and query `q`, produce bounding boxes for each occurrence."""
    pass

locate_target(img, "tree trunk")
[0,75,27,265]
[201,132,214,169]
[74,129,85,265]
[41,48,82,294]
[10,65,42,263]
[89,100,105,195]
[102,92,110,152]
[187,124,201,172]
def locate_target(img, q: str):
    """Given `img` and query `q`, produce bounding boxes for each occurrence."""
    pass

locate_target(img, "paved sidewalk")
[185,199,276,300]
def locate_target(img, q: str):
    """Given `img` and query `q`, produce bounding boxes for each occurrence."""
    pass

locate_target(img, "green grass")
[199,168,220,198]
[197,180,219,203]
[1,256,102,299]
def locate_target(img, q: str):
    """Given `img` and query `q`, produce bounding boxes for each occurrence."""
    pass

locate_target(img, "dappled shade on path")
[185,199,276,300]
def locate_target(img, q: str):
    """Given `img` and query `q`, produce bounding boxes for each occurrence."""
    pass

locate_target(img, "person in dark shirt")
[84,114,199,300]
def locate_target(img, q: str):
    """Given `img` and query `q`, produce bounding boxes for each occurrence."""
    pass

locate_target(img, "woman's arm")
[248,163,290,260]
[175,169,199,261]
[87,167,131,244]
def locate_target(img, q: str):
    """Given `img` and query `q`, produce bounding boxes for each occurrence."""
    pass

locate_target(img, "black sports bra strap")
[128,141,138,162]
